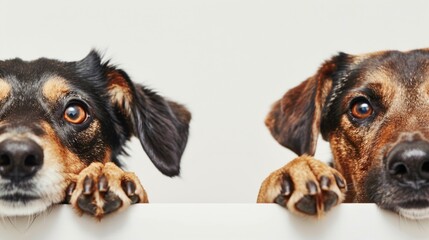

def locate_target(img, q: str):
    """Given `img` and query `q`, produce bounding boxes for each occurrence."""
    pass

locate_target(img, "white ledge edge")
[1,203,429,240]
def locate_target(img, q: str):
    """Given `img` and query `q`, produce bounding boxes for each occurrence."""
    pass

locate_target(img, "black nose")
[0,139,44,181]
[387,141,429,188]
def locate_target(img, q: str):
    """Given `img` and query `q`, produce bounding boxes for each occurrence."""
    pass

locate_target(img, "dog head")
[0,50,190,216]
[266,49,429,219]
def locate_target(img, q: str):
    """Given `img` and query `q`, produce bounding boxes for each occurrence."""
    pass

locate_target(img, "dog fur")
[258,49,429,220]
[0,51,190,218]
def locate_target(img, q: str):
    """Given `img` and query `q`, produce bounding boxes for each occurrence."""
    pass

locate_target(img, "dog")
[0,51,190,218]
[258,49,429,220]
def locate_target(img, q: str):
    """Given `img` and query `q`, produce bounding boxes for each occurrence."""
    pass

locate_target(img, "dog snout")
[387,141,429,188]
[0,139,44,181]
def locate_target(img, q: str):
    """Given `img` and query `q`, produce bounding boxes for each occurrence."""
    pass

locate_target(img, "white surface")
[1,204,429,240]
[0,0,429,205]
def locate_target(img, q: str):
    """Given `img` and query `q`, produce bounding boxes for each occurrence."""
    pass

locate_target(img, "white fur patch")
[0,157,65,217]
[397,207,429,220]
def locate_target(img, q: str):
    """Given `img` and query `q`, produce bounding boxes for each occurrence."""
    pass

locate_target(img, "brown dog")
[258,49,429,220]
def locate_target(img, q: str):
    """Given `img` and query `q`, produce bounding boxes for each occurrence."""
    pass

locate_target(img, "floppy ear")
[105,65,191,177]
[265,54,347,156]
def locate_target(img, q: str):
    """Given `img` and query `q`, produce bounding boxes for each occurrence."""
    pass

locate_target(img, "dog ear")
[104,63,191,177]
[265,53,348,156]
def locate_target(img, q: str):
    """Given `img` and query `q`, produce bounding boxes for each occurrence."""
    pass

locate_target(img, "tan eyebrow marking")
[42,76,71,102]
[0,79,11,101]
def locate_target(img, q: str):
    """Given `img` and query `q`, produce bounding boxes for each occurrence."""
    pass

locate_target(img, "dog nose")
[387,141,429,188]
[0,139,44,181]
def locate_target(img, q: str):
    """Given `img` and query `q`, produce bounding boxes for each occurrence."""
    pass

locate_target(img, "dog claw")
[67,182,76,196]
[122,180,140,204]
[334,174,346,189]
[282,175,293,196]
[306,181,318,195]
[123,180,136,196]
[274,176,293,206]
[83,176,94,195]
[320,176,331,190]
[98,175,108,192]
[65,182,76,203]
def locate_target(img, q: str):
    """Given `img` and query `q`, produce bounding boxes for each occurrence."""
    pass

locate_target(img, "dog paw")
[257,155,347,217]
[66,162,148,219]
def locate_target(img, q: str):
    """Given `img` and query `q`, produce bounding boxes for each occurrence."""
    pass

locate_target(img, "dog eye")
[63,104,88,124]
[350,98,373,119]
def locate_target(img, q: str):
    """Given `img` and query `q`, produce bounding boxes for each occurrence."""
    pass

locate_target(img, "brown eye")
[350,99,373,119]
[64,104,88,124]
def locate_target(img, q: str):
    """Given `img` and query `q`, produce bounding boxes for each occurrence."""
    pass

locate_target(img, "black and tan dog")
[258,49,429,220]
[0,51,190,218]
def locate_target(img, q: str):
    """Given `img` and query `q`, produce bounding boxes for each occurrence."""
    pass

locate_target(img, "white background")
[0,0,429,204]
